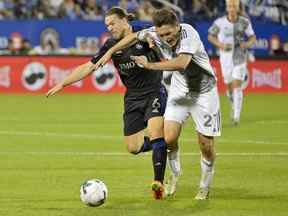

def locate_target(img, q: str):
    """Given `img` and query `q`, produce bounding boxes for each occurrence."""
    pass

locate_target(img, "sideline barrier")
[0,56,287,94]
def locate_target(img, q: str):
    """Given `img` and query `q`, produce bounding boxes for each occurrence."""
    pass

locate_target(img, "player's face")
[105,15,127,40]
[156,24,181,48]
[226,0,239,20]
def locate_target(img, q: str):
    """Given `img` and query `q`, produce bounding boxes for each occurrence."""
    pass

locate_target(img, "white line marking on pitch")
[0,130,287,145]
[256,120,288,125]
[0,130,118,140]
[0,152,287,156]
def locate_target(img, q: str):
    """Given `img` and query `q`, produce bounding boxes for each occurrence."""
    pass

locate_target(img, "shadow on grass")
[212,187,278,201]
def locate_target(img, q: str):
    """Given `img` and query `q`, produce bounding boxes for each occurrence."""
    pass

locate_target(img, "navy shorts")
[123,86,167,136]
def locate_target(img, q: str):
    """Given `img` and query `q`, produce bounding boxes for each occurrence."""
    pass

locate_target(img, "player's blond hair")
[226,0,240,5]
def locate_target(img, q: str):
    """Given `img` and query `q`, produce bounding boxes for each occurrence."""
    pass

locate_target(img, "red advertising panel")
[0,56,125,93]
[210,59,288,93]
[0,56,287,94]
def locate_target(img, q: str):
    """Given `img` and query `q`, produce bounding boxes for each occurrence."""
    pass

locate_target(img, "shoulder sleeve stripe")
[181,29,188,40]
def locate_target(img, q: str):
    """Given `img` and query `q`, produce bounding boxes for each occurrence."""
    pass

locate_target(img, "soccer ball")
[80,179,108,207]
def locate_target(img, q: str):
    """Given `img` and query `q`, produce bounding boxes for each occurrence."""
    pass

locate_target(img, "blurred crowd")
[0,0,287,56]
[0,32,101,55]
[0,0,287,24]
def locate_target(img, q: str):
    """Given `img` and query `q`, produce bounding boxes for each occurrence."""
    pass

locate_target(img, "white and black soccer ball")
[80,179,108,207]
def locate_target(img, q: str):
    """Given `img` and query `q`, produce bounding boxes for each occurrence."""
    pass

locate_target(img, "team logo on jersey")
[91,62,117,91]
[135,43,143,50]
[115,50,123,55]
[119,61,137,71]
[22,62,47,91]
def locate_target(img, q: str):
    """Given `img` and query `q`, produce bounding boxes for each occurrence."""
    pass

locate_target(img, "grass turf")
[0,93,287,216]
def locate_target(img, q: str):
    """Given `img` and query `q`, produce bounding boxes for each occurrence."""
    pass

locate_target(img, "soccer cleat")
[194,188,209,200]
[165,174,178,196]
[151,181,165,200]
[231,118,239,126]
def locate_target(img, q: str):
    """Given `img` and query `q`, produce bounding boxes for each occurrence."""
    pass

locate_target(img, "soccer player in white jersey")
[208,0,256,125]
[95,8,221,200]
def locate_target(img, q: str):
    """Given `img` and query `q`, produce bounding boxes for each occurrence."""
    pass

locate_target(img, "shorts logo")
[22,62,47,91]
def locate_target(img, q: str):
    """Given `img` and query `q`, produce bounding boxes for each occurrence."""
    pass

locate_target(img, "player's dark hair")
[152,8,179,27]
[105,7,135,21]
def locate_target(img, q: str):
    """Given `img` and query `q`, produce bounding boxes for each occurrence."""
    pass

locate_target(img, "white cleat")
[165,174,178,196]
[194,188,209,200]
[231,118,240,126]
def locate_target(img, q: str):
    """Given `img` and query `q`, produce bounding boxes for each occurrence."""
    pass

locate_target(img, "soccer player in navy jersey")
[46,7,167,199]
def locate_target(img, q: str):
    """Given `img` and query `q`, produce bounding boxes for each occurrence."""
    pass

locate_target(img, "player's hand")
[131,55,148,68]
[93,51,112,70]
[240,42,248,49]
[221,43,232,51]
[146,35,156,49]
[46,83,64,98]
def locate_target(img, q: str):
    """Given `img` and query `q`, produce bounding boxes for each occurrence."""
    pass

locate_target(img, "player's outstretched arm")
[131,54,192,71]
[94,32,138,69]
[46,61,95,97]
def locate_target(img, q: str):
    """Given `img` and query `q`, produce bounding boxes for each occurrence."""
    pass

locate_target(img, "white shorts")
[164,87,221,137]
[221,63,248,84]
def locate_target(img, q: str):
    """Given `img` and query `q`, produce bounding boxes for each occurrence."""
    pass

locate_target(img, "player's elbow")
[177,59,190,71]
[177,64,187,71]
[250,35,257,44]
[176,55,191,71]
[208,35,215,43]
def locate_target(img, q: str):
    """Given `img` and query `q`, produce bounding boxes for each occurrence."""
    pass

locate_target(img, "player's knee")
[147,123,164,140]
[126,145,140,155]
[199,135,214,154]
[125,142,140,155]
[149,130,163,140]
[166,141,178,152]
[164,133,178,148]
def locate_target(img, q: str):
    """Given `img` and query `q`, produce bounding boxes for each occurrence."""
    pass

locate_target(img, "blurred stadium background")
[0,1,287,216]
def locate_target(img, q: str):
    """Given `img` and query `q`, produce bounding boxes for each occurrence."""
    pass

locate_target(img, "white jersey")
[137,23,216,94]
[208,15,255,66]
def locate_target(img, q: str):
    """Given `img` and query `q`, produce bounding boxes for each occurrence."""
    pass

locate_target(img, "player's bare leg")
[124,130,149,154]
[124,122,166,200]
[164,120,182,196]
[195,133,216,200]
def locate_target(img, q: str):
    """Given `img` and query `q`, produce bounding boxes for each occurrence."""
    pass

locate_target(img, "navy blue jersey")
[90,26,162,95]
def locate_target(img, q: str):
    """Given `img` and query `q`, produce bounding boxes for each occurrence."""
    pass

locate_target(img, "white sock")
[233,87,243,121]
[200,157,214,189]
[168,149,181,177]
[226,90,233,105]
[226,90,234,119]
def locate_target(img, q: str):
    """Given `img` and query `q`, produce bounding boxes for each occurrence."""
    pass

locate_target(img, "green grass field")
[0,93,287,216]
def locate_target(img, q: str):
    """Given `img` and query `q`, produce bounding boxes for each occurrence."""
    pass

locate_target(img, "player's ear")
[176,25,181,36]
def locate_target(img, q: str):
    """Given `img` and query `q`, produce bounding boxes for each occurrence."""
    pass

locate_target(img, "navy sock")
[137,136,152,154]
[151,137,167,183]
